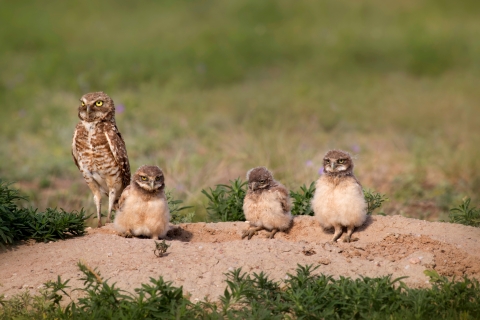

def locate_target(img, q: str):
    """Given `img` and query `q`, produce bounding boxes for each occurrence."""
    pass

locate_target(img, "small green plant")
[0,179,89,246]
[44,276,72,306]
[449,197,480,227]
[153,240,170,257]
[0,180,27,245]
[363,188,389,215]
[165,190,195,224]
[26,207,89,242]
[1,263,479,318]
[202,178,247,222]
[290,182,316,216]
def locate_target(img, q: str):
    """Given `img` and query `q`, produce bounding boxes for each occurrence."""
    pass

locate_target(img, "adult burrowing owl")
[242,167,293,240]
[114,165,171,239]
[72,92,130,227]
[311,150,367,242]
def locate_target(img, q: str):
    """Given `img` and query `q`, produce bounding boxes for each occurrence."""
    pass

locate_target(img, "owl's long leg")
[343,225,357,243]
[93,194,102,227]
[242,226,264,240]
[266,228,278,239]
[331,224,343,242]
[85,180,103,228]
[106,189,116,224]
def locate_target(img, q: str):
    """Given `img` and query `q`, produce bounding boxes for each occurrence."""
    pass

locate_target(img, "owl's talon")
[241,229,254,240]
[118,231,132,238]
[242,228,261,240]
[267,229,278,239]
[344,236,359,243]
[332,235,342,243]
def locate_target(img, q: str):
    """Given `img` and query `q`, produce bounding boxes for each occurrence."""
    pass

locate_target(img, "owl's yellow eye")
[81,101,85,106]
[140,176,147,181]
[95,101,103,107]
[338,159,345,164]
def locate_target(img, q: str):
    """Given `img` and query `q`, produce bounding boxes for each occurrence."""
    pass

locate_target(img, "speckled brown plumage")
[242,167,293,240]
[72,92,131,227]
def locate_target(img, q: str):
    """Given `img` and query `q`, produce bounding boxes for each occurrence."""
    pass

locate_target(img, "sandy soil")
[1,215,479,302]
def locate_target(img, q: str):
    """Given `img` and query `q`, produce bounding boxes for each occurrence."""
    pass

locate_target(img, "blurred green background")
[1,0,479,222]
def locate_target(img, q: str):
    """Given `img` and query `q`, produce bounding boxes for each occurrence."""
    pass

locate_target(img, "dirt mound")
[1,215,479,301]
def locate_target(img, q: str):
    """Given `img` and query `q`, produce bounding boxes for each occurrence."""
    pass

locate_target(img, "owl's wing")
[71,123,81,170]
[104,122,131,188]
[117,185,131,211]
[273,184,292,214]
[353,176,363,189]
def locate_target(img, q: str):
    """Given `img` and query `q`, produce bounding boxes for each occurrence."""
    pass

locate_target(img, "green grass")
[0,180,88,246]
[202,178,247,222]
[1,0,480,221]
[364,189,389,215]
[165,190,195,224]
[448,197,480,227]
[290,182,316,216]
[1,263,479,319]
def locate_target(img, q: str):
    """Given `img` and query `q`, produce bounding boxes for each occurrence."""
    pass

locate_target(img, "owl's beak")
[331,162,336,170]
[250,182,257,191]
[86,105,91,115]
[150,181,155,190]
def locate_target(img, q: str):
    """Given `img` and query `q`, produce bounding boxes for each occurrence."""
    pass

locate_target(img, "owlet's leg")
[343,225,357,243]
[106,189,116,224]
[331,224,343,243]
[266,228,278,239]
[242,226,264,240]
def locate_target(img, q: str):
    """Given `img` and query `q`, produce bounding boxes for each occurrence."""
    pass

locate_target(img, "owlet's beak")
[150,181,155,189]
[86,104,91,115]
[250,182,257,191]
[331,162,336,170]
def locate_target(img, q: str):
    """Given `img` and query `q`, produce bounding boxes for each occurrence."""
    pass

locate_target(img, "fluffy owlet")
[72,92,131,227]
[311,150,367,242]
[242,167,293,240]
[114,165,171,239]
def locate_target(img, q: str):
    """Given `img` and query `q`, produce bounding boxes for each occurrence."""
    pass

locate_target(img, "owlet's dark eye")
[140,176,147,181]
[95,100,104,107]
[155,176,162,181]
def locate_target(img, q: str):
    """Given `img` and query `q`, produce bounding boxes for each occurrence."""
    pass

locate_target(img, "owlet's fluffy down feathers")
[72,92,131,227]
[242,167,293,240]
[311,150,367,242]
[114,165,170,239]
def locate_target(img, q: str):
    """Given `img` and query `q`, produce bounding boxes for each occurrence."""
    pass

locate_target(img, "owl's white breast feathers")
[81,121,95,144]
[311,175,367,228]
